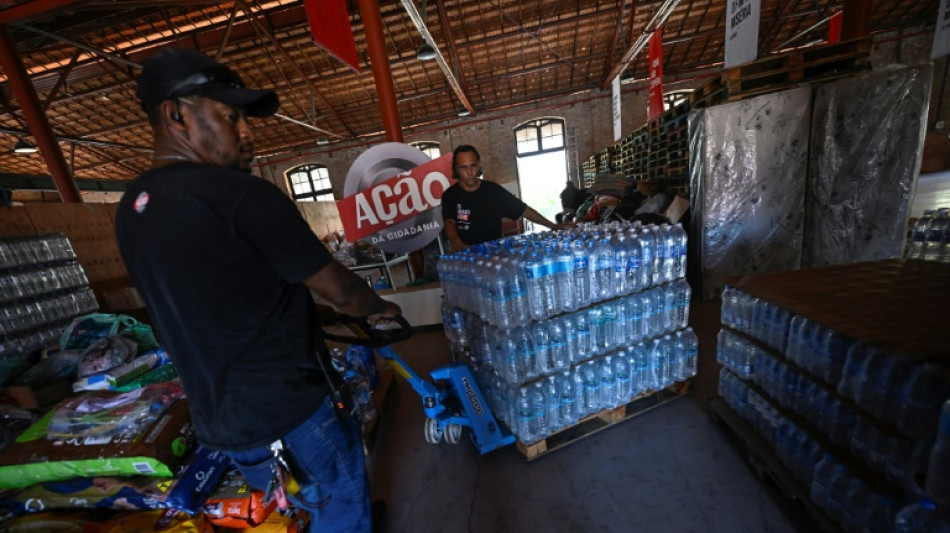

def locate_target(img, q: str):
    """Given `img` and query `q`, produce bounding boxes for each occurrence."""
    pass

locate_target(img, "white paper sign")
[612,75,622,142]
[725,0,760,68]
[934,0,950,60]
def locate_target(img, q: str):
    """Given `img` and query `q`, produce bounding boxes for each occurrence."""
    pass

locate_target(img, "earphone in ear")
[171,98,184,123]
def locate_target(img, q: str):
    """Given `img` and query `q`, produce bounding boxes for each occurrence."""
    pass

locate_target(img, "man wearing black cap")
[115,48,399,533]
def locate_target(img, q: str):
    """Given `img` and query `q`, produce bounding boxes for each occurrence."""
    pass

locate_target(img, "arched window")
[513,118,568,226]
[515,118,565,156]
[411,141,442,160]
[285,163,333,202]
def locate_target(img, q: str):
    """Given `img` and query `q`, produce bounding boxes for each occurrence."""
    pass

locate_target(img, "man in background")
[442,144,565,250]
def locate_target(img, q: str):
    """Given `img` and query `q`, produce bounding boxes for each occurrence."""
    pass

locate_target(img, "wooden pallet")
[722,38,870,99]
[689,76,725,108]
[516,381,690,461]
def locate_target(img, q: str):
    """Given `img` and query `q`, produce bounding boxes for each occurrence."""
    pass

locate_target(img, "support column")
[0,25,81,203]
[841,0,871,41]
[357,0,404,143]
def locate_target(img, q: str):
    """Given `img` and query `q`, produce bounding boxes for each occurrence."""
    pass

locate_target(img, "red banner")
[648,28,664,122]
[336,154,454,243]
[828,12,843,44]
[304,0,361,73]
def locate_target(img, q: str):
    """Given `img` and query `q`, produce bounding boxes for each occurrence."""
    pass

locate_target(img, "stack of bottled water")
[438,222,688,329]
[720,282,950,532]
[440,222,694,444]
[0,234,96,376]
[482,330,698,444]
[447,279,691,386]
[907,208,950,263]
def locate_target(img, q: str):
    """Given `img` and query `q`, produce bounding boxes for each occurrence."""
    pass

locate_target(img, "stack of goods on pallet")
[713,260,950,532]
[438,221,696,449]
[908,207,950,263]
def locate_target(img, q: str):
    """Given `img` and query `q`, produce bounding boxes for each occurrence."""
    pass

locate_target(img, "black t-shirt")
[441,179,527,245]
[115,162,333,451]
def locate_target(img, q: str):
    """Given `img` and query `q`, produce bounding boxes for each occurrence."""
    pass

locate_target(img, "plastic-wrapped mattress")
[689,87,811,300]
[803,64,933,267]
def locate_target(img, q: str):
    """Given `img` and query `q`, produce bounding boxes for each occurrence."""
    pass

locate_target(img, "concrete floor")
[365,300,817,533]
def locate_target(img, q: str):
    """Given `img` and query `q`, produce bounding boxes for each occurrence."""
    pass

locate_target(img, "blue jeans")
[225,397,371,533]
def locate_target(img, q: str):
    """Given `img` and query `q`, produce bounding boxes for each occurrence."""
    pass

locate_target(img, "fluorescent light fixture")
[457,109,471,117]
[13,140,38,154]
[317,138,329,146]
[417,43,436,61]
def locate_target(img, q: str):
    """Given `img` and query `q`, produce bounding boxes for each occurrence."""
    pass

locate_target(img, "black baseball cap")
[136,48,279,117]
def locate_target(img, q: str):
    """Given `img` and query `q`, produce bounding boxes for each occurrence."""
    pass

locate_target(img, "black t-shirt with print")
[441,179,527,245]
[115,161,334,451]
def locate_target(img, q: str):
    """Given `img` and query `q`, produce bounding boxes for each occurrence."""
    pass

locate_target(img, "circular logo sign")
[341,142,452,254]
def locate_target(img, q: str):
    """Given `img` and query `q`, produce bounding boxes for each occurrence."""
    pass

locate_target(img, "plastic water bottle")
[441,302,466,348]
[671,223,687,280]
[926,400,950,506]
[515,387,536,443]
[593,238,614,301]
[602,301,618,353]
[540,247,558,316]
[530,381,550,438]
[561,314,579,365]
[557,370,578,427]
[523,252,546,320]
[633,342,650,394]
[488,262,511,330]
[515,326,538,382]
[614,350,632,403]
[673,279,691,330]
[650,338,666,389]
[575,310,591,361]
[548,318,569,372]
[572,239,592,307]
[627,294,644,343]
[671,330,687,381]
[532,321,552,375]
[610,234,630,297]
[543,375,561,434]
[569,365,587,419]
[599,356,617,409]
[648,289,663,338]
[638,228,655,290]
[498,331,522,384]
[555,242,575,311]
[895,500,950,533]
[504,257,531,327]
[624,231,643,295]
[581,361,601,413]
[662,224,677,283]
[588,306,605,357]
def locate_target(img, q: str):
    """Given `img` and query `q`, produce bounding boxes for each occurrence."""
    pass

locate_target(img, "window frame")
[285,163,334,203]
[514,118,566,157]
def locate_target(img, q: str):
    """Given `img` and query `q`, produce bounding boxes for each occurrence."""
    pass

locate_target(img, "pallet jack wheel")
[424,418,444,444]
[445,423,462,444]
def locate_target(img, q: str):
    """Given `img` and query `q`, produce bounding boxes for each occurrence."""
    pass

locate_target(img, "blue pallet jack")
[324,315,515,455]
